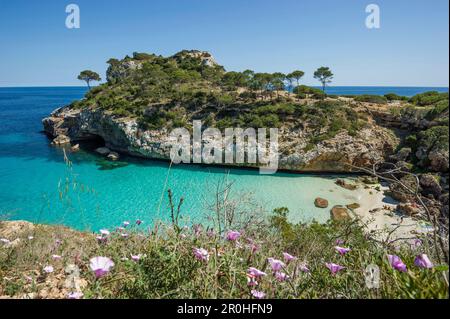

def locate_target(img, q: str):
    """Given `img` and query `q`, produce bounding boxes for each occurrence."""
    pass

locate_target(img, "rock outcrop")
[42,107,399,173]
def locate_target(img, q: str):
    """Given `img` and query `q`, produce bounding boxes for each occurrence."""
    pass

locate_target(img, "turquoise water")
[0,86,447,231]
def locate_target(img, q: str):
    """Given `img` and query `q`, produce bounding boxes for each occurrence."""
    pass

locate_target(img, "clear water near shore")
[0,86,446,231]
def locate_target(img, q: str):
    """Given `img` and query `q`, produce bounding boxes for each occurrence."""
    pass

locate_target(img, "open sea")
[0,86,447,231]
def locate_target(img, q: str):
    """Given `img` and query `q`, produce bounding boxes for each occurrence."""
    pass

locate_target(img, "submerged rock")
[95,147,111,156]
[107,151,120,161]
[314,197,329,208]
[71,144,80,152]
[330,206,351,221]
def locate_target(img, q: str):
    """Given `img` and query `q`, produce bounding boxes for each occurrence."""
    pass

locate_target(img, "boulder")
[71,144,80,152]
[51,134,70,145]
[330,206,351,221]
[419,174,442,199]
[314,197,329,208]
[335,179,358,191]
[107,152,120,161]
[397,203,422,216]
[95,147,111,156]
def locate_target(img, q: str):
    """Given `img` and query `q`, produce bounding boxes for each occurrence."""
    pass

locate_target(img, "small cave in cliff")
[77,134,106,152]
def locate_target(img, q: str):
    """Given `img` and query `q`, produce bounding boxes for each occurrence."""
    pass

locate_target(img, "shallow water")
[0,86,444,231]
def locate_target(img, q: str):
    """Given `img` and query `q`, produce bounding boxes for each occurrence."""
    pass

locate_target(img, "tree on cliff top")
[77,70,101,89]
[314,67,334,92]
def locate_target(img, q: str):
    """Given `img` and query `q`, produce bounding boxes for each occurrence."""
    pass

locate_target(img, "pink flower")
[335,246,351,255]
[193,248,209,262]
[99,229,110,236]
[67,292,83,299]
[251,290,266,299]
[131,254,145,262]
[249,243,259,254]
[282,252,296,263]
[335,239,345,245]
[248,267,267,278]
[247,274,258,287]
[89,256,114,278]
[388,255,407,272]
[52,254,62,260]
[268,258,285,272]
[298,263,310,273]
[206,229,215,238]
[55,239,62,245]
[96,235,107,243]
[193,224,203,236]
[43,265,54,273]
[226,230,241,241]
[325,263,345,275]
[414,254,433,269]
[136,219,142,226]
[275,272,289,282]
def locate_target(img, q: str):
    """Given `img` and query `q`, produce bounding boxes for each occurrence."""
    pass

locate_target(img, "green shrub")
[409,91,448,106]
[384,93,408,101]
[355,95,388,104]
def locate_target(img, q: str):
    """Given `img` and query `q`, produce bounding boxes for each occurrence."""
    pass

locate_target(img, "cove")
[0,87,381,232]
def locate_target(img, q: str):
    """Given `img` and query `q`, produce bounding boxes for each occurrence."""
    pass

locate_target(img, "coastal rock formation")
[42,106,398,173]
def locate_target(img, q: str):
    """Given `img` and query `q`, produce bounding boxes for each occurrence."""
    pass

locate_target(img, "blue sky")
[0,0,448,87]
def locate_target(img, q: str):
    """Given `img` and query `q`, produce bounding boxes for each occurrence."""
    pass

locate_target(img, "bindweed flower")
[268,258,285,272]
[28,236,34,240]
[193,224,203,236]
[136,219,142,226]
[52,254,62,260]
[193,248,209,262]
[414,254,433,269]
[335,239,345,245]
[275,272,289,282]
[325,263,345,275]
[123,221,130,228]
[335,246,351,256]
[120,233,129,238]
[96,235,107,244]
[251,290,266,299]
[282,252,296,263]
[131,254,145,262]
[89,256,114,278]
[55,239,62,245]
[99,229,110,236]
[298,263,310,273]
[249,243,259,254]
[247,274,258,287]
[67,291,84,299]
[388,255,407,272]
[0,238,10,244]
[248,267,267,278]
[226,230,241,241]
[24,275,33,283]
[43,265,54,273]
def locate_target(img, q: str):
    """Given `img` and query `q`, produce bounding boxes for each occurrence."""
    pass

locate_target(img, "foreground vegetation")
[1,204,448,299]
